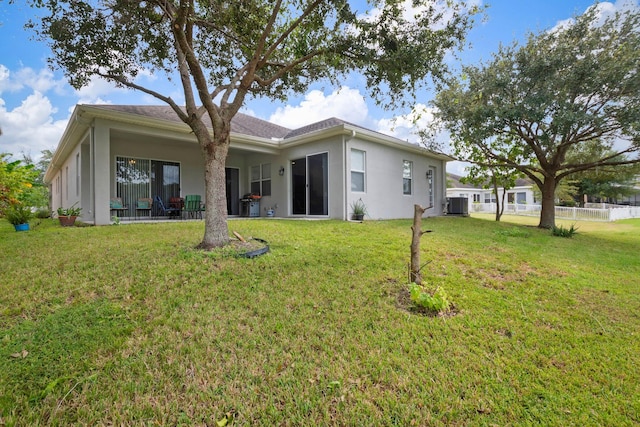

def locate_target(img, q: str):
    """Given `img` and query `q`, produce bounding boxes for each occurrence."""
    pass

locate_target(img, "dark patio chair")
[169,197,184,219]
[184,195,204,219]
[135,198,153,220]
[153,196,181,219]
[110,197,128,218]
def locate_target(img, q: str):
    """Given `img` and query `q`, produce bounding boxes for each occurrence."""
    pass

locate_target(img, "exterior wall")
[242,153,283,217]
[278,136,345,219]
[49,108,451,223]
[507,186,536,205]
[348,138,446,219]
[93,120,112,224]
[50,138,84,220]
[80,142,91,218]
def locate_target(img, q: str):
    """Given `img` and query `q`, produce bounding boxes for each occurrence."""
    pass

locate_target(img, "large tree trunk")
[198,129,231,249]
[539,176,557,229]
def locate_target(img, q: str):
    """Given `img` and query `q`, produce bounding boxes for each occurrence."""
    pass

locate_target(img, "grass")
[1,216,639,426]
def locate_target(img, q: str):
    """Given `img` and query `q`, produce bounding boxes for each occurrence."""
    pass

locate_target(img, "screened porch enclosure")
[116,156,180,217]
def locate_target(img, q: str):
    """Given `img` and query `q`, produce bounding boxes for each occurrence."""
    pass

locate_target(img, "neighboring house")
[44,105,453,225]
[446,173,536,210]
[607,176,640,206]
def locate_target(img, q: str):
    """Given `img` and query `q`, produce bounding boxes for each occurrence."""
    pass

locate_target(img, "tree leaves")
[432,6,640,227]
[24,0,480,247]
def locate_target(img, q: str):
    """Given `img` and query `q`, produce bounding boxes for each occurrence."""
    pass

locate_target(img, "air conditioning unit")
[447,197,469,216]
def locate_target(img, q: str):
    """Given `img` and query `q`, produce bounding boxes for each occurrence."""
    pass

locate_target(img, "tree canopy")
[432,6,640,228]
[571,152,640,204]
[26,0,479,247]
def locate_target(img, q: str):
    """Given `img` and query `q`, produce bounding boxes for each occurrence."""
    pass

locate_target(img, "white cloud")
[446,160,471,176]
[0,65,22,93]
[552,0,639,31]
[588,0,638,24]
[360,0,483,30]
[0,64,67,96]
[376,104,452,152]
[14,67,66,95]
[376,104,434,143]
[74,75,127,104]
[268,86,369,128]
[0,91,68,159]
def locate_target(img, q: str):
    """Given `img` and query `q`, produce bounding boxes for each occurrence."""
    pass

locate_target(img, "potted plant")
[350,199,367,221]
[57,203,82,227]
[5,203,33,231]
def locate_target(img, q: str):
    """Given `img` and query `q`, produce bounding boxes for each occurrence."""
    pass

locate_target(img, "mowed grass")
[1,216,639,426]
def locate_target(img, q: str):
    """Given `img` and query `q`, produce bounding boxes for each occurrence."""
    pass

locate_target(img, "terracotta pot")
[58,216,77,227]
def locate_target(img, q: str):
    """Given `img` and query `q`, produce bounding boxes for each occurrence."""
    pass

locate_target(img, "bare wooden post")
[410,204,427,285]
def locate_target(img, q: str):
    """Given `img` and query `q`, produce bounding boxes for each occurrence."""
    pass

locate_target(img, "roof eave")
[44,106,282,184]
[347,124,455,161]
[44,105,88,184]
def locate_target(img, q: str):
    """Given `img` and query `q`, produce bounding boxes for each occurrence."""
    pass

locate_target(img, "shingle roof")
[89,105,292,139]
[447,172,533,189]
[283,117,350,139]
[448,173,477,189]
[86,105,388,141]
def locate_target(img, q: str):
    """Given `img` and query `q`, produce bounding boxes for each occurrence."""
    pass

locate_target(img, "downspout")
[440,161,447,215]
[90,124,95,223]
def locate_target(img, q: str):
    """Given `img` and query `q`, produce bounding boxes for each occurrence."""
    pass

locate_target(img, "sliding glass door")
[116,157,180,215]
[291,152,328,216]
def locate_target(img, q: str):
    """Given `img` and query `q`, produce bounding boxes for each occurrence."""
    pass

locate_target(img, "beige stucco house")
[45,105,453,225]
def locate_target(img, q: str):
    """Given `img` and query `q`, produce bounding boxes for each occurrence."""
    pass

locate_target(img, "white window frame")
[350,149,366,193]
[484,192,496,203]
[250,163,271,196]
[403,160,413,195]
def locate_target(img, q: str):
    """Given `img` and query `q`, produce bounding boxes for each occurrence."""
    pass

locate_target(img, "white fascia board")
[347,126,456,161]
[44,105,88,184]
[230,134,280,154]
[278,126,351,148]
[280,123,456,162]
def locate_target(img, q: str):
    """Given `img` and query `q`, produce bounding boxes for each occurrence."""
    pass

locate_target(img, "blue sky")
[0,0,637,174]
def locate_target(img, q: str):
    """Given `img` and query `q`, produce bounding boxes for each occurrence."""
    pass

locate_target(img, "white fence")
[469,203,640,222]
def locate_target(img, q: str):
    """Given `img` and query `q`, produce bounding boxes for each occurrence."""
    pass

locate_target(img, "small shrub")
[4,203,33,225]
[552,224,578,238]
[408,283,452,314]
[35,208,51,219]
[57,203,82,217]
[350,198,367,220]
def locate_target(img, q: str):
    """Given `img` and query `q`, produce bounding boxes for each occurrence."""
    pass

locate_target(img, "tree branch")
[98,72,187,122]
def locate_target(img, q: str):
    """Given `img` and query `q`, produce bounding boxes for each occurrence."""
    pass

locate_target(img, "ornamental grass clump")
[552,223,579,238]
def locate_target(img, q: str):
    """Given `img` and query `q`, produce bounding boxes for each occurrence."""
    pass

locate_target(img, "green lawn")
[1,216,639,426]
